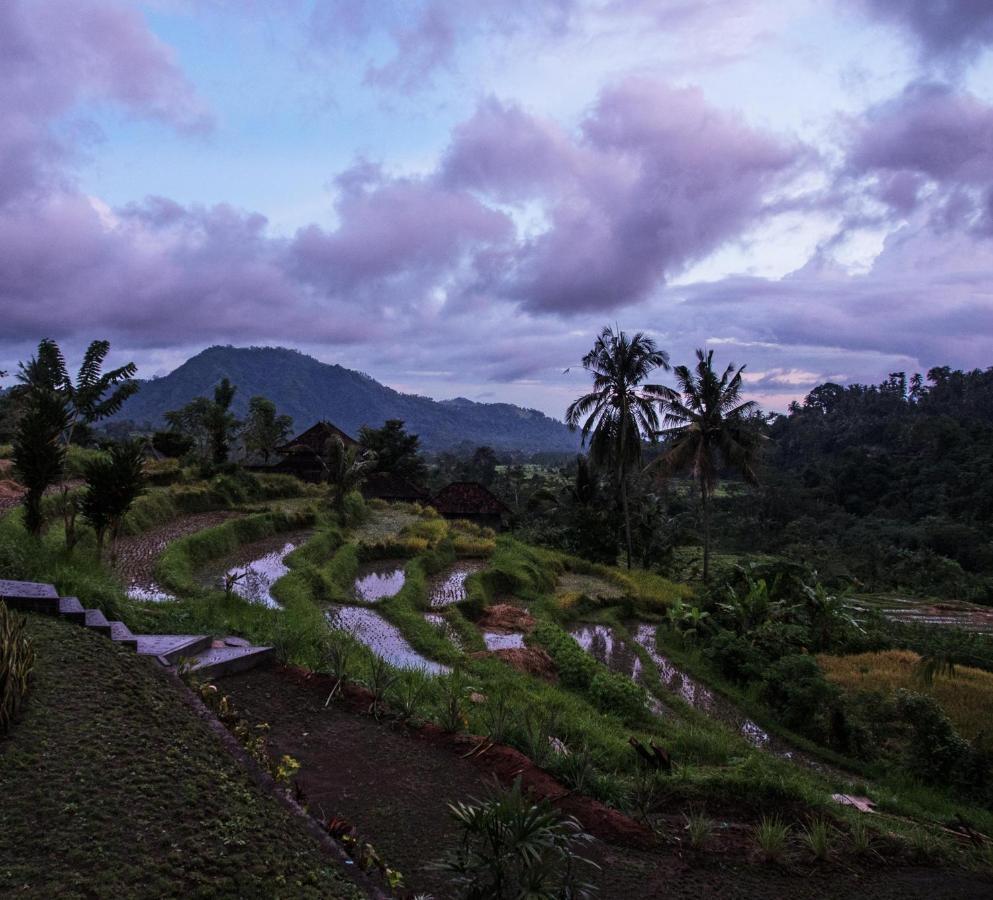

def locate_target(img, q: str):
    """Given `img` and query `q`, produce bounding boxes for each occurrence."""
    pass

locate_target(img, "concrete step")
[108,620,139,650]
[58,596,86,625]
[0,579,60,615]
[187,644,275,680]
[135,634,212,665]
[83,608,112,637]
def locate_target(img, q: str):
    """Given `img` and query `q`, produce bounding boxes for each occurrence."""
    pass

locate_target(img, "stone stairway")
[0,578,274,679]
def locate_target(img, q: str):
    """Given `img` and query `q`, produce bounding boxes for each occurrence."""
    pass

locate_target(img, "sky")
[2,0,993,419]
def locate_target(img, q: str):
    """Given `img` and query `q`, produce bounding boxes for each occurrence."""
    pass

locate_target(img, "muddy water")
[127,582,176,603]
[352,560,407,602]
[196,530,313,608]
[427,560,488,607]
[327,605,450,675]
[482,631,525,651]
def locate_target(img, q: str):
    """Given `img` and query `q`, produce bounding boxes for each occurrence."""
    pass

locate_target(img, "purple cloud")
[845,82,993,232]
[0,0,207,206]
[444,81,804,313]
[309,0,576,92]
[850,0,993,65]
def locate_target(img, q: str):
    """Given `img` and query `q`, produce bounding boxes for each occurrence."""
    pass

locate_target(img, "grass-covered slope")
[0,614,362,900]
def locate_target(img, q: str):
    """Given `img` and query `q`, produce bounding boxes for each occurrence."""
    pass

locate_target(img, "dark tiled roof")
[431,481,510,516]
[278,421,359,454]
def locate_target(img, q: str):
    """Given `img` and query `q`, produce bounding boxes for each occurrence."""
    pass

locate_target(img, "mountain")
[113,346,579,453]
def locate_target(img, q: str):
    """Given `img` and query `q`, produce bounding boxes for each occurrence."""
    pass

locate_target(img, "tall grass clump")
[0,601,35,735]
[755,815,791,863]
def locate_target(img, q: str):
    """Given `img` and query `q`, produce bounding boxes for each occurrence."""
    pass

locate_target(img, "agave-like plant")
[435,776,600,898]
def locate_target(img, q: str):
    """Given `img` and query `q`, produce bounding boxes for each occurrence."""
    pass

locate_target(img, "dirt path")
[114,511,240,598]
[222,667,993,900]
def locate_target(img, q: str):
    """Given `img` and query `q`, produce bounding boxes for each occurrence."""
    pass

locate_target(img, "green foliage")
[758,654,840,741]
[533,621,648,721]
[566,325,671,569]
[650,348,761,582]
[895,690,988,793]
[683,810,713,850]
[0,602,34,735]
[151,430,193,459]
[357,419,427,482]
[435,777,599,899]
[323,435,377,512]
[80,439,147,560]
[242,395,293,464]
[11,384,69,535]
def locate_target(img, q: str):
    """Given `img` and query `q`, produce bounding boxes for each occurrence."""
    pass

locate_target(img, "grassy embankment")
[0,613,362,900]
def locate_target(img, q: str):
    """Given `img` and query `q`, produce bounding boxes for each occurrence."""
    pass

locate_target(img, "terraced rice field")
[849,593,993,634]
[351,559,407,602]
[327,604,449,674]
[195,529,313,607]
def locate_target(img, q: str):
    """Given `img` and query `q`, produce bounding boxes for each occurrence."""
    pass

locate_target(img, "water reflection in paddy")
[328,605,450,675]
[428,560,488,607]
[630,623,771,747]
[352,560,407,602]
[482,631,525,651]
[197,530,312,608]
[425,612,464,651]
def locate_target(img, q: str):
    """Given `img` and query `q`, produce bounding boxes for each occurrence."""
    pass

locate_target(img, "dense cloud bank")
[1,0,992,413]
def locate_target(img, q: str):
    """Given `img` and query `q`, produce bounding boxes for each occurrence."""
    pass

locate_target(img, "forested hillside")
[712,367,993,600]
[111,346,578,453]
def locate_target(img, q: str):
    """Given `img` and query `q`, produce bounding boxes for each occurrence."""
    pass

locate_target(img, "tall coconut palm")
[566,326,670,568]
[651,349,761,582]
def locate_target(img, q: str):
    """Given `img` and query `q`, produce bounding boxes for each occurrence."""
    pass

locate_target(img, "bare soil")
[113,510,240,594]
[221,666,993,900]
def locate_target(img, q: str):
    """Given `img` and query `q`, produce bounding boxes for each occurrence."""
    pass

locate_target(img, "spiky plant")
[566,326,670,568]
[0,601,35,735]
[651,349,762,582]
[435,777,599,899]
[322,434,377,513]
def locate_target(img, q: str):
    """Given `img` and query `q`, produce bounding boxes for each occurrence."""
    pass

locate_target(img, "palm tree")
[651,349,761,582]
[566,326,670,568]
[15,339,137,547]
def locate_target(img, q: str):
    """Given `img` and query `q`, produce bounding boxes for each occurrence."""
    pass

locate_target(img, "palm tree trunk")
[700,476,710,583]
[620,469,632,569]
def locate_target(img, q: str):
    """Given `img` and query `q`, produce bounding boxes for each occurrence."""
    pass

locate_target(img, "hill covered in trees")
[112,346,578,453]
[712,367,993,601]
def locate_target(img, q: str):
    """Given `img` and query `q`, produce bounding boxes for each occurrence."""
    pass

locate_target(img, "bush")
[434,777,599,898]
[759,654,839,742]
[895,690,988,794]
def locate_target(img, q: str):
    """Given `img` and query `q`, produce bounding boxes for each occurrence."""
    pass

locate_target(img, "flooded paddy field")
[352,559,407,602]
[328,604,450,675]
[195,530,313,608]
[427,560,487,607]
[850,594,993,634]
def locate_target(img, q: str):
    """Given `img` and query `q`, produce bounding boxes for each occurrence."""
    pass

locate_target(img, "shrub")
[759,654,840,742]
[588,671,645,721]
[0,601,35,735]
[435,777,599,899]
[895,690,986,793]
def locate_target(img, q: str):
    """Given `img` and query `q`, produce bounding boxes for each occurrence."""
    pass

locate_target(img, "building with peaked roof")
[430,481,510,530]
[269,421,360,482]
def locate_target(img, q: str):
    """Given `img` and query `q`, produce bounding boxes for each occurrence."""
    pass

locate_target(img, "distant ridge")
[113,346,578,453]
